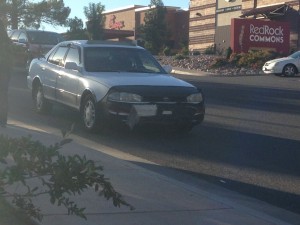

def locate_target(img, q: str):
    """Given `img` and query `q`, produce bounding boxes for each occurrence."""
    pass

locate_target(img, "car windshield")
[289,51,300,59]
[84,47,166,73]
[27,31,65,45]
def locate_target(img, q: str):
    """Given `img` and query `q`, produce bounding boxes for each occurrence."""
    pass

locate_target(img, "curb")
[172,67,267,77]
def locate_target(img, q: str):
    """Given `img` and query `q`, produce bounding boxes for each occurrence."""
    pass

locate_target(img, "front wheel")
[81,95,103,132]
[282,64,297,76]
[33,84,52,113]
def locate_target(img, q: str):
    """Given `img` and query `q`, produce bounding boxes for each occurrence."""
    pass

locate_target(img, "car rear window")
[27,31,65,45]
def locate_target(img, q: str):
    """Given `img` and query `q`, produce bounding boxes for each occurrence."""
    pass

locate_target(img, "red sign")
[109,15,125,30]
[231,18,290,54]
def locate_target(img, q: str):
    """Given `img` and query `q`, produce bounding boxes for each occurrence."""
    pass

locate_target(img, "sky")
[42,0,189,33]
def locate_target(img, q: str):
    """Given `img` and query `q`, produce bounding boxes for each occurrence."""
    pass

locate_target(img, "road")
[8,70,300,214]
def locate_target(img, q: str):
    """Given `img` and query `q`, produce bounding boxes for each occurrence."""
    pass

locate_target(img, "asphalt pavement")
[1,68,300,225]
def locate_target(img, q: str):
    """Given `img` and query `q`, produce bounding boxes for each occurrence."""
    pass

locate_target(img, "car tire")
[282,64,297,76]
[81,94,103,132]
[33,83,52,114]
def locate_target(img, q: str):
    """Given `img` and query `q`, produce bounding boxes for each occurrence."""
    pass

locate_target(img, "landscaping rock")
[157,55,263,76]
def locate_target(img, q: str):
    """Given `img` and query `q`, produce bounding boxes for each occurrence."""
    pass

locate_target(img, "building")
[189,0,300,54]
[102,5,189,49]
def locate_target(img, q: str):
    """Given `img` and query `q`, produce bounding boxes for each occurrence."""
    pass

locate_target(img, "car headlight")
[265,62,278,67]
[108,92,142,103]
[187,93,203,103]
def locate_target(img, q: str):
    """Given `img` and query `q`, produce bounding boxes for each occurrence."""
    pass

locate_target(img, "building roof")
[135,6,181,13]
[241,3,290,18]
[103,5,145,14]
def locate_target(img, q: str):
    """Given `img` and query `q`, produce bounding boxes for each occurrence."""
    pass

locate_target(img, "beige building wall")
[103,8,136,30]
[242,0,255,10]
[189,0,216,52]
[215,0,242,53]
[190,0,300,53]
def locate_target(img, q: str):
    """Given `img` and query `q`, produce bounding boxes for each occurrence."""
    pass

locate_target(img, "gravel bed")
[157,55,264,76]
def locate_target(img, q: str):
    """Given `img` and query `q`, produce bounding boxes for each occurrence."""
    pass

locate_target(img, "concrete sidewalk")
[1,122,300,225]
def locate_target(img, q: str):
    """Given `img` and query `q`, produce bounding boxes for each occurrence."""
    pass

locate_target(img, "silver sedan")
[27,40,205,132]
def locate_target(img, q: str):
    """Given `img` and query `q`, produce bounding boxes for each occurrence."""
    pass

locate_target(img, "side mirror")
[65,62,79,71]
[162,65,172,74]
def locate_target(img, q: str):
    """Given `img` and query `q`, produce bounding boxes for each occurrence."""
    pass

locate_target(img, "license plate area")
[134,104,157,117]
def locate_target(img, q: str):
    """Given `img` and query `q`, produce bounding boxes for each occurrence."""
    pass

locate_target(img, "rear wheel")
[282,64,297,76]
[33,83,52,113]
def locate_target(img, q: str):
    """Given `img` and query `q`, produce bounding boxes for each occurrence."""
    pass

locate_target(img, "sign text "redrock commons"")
[249,24,284,43]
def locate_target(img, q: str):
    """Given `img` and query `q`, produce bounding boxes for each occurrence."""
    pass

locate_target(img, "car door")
[55,46,81,108]
[42,46,69,101]
[294,52,300,71]
[9,30,26,66]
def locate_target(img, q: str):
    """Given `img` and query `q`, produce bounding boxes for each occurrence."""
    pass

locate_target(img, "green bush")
[181,46,189,56]
[192,51,201,56]
[229,52,242,66]
[237,50,279,68]
[174,54,188,60]
[204,44,215,55]
[210,57,229,68]
[163,46,171,56]
[225,47,233,60]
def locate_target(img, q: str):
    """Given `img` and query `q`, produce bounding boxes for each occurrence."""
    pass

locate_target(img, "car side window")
[48,46,68,66]
[10,31,20,42]
[7,30,14,38]
[18,32,28,42]
[138,51,162,73]
[65,47,80,66]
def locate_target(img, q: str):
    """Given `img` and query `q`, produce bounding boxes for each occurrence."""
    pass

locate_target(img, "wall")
[189,0,216,52]
[215,0,242,52]
[104,7,136,30]
[103,6,188,50]
[189,0,300,53]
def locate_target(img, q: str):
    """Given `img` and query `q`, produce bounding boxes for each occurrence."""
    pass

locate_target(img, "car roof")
[61,40,144,49]
[11,29,61,34]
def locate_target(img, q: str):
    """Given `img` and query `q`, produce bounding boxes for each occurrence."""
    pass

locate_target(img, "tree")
[138,0,168,54]
[84,2,105,40]
[65,16,89,40]
[2,0,70,29]
[0,129,133,221]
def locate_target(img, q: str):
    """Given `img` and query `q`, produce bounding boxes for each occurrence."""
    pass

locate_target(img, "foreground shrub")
[0,132,132,221]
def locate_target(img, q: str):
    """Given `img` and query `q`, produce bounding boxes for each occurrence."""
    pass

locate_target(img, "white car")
[262,51,300,76]
[27,40,205,132]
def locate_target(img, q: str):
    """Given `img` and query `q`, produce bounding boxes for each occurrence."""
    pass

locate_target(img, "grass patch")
[0,197,36,225]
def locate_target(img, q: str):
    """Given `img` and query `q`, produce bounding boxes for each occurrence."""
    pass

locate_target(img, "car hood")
[85,72,195,88]
[266,57,295,64]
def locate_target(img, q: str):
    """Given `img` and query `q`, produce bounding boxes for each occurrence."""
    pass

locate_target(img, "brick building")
[102,5,189,49]
[189,0,300,54]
